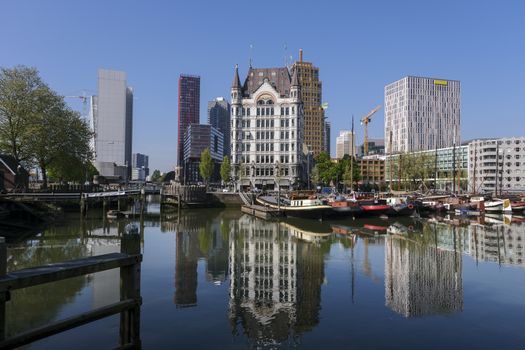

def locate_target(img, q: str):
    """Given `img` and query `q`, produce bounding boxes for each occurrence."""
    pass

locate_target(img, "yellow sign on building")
[433,79,448,86]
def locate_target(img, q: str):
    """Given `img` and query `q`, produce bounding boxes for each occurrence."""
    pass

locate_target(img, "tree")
[0,66,48,165]
[28,90,94,188]
[150,169,162,183]
[47,110,94,183]
[220,155,231,185]
[199,148,213,187]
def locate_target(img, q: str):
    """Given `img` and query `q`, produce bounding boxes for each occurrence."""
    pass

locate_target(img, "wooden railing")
[0,231,142,349]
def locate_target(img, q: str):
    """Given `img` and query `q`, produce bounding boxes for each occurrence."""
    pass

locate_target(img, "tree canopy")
[0,66,94,187]
[199,148,213,186]
[220,155,231,184]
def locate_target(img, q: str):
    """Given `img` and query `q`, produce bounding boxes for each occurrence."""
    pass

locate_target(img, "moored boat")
[484,199,512,213]
[358,198,391,216]
[511,201,525,213]
[328,196,363,218]
[256,194,334,220]
[385,197,416,217]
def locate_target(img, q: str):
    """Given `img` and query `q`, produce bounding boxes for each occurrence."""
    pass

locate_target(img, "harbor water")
[4,206,525,349]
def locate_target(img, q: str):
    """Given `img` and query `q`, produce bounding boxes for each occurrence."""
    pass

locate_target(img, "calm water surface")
[5,207,525,349]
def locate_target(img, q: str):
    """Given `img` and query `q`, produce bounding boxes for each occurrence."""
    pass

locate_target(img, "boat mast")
[350,115,354,193]
[452,129,456,194]
[389,130,393,192]
[473,143,477,194]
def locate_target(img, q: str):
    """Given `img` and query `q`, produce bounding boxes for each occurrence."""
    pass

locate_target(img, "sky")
[2,0,524,171]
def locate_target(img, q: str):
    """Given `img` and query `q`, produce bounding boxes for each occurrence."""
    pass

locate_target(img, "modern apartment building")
[335,130,356,159]
[293,49,324,156]
[385,145,468,192]
[177,75,200,167]
[384,76,460,154]
[183,123,223,184]
[230,64,304,189]
[207,97,231,156]
[468,137,525,194]
[93,69,133,179]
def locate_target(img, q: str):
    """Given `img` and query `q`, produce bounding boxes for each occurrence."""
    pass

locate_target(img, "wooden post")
[119,230,141,347]
[0,237,6,341]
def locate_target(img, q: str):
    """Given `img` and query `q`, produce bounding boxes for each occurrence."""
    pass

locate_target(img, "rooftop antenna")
[283,43,288,66]
[249,44,253,68]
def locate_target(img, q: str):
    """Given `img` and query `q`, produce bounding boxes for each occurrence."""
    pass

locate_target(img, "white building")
[230,65,304,189]
[385,76,460,154]
[468,137,525,194]
[93,69,133,179]
[335,130,356,159]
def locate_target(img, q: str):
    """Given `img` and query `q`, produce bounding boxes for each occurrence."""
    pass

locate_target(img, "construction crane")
[65,93,91,119]
[360,105,381,156]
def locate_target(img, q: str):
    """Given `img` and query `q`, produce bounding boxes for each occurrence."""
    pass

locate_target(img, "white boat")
[484,199,512,213]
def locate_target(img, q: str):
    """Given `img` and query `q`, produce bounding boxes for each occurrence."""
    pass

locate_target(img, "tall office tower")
[94,69,133,178]
[293,49,324,157]
[207,97,231,156]
[131,151,146,181]
[177,75,200,167]
[335,130,356,159]
[385,76,460,154]
[324,120,331,156]
[230,64,304,189]
[183,124,224,184]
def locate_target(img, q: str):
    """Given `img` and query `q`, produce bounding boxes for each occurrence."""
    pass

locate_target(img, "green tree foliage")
[0,66,94,188]
[0,66,48,165]
[150,169,162,183]
[199,148,213,187]
[313,152,361,189]
[220,155,231,184]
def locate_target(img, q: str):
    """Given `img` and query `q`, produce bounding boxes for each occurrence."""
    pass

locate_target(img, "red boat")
[511,201,525,213]
[358,199,391,216]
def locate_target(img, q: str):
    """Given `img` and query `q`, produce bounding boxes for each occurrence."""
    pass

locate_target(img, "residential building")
[208,97,231,157]
[468,221,525,268]
[324,120,331,156]
[293,49,324,157]
[132,153,149,178]
[177,75,200,167]
[468,137,525,194]
[0,154,29,191]
[335,130,356,159]
[359,156,385,187]
[230,64,304,189]
[385,145,468,192]
[384,76,460,154]
[183,124,223,184]
[93,69,133,179]
[358,139,385,157]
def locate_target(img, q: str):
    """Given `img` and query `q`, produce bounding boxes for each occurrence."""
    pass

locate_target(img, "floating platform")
[241,205,284,220]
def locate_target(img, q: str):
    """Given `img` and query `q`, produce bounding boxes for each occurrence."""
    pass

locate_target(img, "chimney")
[299,48,303,62]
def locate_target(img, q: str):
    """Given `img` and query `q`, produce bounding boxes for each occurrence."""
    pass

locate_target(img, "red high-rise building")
[177,75,200,166]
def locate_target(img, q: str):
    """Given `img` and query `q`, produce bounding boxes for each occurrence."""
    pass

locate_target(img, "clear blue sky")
[2,0,524,171]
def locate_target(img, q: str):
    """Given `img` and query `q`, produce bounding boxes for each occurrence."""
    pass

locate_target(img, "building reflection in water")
[469,216,525,267]
[174,211,231,307]
[384,222,463,317]
[228,215,327,346]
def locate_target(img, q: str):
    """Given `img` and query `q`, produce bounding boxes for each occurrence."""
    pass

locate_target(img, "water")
[4,208,525,349]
